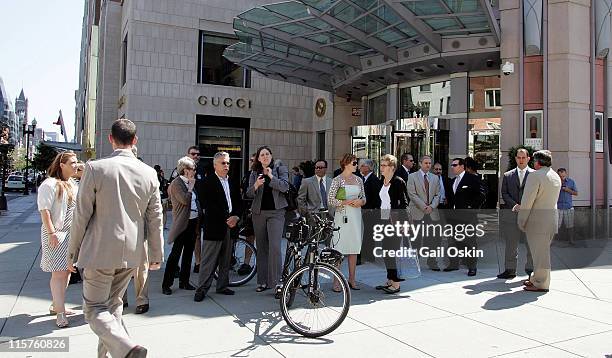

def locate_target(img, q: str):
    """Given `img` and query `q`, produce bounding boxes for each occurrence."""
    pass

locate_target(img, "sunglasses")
[189,152,200,156]
[315,166,326,169]
[351,161,358,166]
[451,163,460,167]
[220,161,230,165]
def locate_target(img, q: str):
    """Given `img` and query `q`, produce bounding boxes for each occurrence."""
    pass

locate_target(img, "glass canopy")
[223,0,499,93]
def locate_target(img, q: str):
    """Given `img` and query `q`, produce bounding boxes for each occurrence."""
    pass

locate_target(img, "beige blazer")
[69,149,164,269]
[167,177,201,244]
[517,167,562,235]
[407,171,440,221]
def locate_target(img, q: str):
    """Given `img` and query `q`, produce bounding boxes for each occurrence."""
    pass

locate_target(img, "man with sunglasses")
[297,159,333,216]
[445,158,482,276]
[393,153,414,184]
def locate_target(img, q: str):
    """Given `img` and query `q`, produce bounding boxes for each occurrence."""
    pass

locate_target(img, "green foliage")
[32,143,58,173]
[506,145,536,172]
[9,147,27,171]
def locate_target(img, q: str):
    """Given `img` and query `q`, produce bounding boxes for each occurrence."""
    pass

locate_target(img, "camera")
[502,61,514,76]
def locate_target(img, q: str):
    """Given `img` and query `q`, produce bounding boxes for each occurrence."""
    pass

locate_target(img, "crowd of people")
[34,118,576,357]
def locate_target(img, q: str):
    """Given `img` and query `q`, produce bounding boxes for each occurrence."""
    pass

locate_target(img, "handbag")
[396,236,421,279]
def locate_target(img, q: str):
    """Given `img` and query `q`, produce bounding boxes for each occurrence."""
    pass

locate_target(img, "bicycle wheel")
[279,263,350,338]
[227,238,257,287]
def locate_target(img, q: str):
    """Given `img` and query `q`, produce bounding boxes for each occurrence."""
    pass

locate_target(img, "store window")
[121,33,127,86]
[400,80,450,118]
[485,89,501,108]
[197,31,251,87]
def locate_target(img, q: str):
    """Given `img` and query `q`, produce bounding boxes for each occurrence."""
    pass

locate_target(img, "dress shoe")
[162,287,172,295]
[194,291,205,302]
[467,269,477,277]
[443,266,459,272]
[179,282,196,290]
[496,270,517,279]
[126,345,148,358]
[134,304,149,314]
[216,288,235,295]
[193,264,200,273]
[430,267,441,272]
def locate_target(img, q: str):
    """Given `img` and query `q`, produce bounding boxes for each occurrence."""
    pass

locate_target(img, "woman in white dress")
[37,151,78,328]
[328,153,366,290]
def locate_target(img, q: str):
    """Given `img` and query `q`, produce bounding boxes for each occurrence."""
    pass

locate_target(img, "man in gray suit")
[518,150,561,292]
[69,119,163,358]
[406,155,441,270]
[497,148,535,279]
[297,159,333,216]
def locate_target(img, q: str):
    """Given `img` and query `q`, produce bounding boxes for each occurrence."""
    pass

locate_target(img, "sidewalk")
[0,195,611,357]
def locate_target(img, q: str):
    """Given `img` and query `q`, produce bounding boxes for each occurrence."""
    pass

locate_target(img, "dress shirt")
[453,171,465,194]
[216,173,232,213]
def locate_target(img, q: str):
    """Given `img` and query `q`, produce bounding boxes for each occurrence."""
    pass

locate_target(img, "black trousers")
[162,218,197,288]
[447,214,478,270]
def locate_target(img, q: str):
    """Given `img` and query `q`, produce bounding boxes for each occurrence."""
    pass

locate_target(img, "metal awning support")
[478,0,501,45]
[379,0,442,52]
[306,6,399,61]
[238,18,362,69]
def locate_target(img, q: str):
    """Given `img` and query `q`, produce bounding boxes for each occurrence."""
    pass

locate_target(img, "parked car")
[6,175,25,191]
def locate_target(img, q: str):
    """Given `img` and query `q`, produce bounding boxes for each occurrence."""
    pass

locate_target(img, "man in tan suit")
[517,150,561,292]
[69,119,163,358]
[407,155,441,270]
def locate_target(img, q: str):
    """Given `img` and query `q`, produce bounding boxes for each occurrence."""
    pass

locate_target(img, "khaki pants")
[526,232,554,290]
[82,268,137,358]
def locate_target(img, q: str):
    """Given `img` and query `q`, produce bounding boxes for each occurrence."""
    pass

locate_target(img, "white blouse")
[37,177,78,231]
[379,184,391,220]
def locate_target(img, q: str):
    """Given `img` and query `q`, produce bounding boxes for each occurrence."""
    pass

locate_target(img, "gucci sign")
[197,96,252,109]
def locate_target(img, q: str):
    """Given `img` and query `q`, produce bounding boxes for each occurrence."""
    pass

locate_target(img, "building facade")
[76,0,611,207]
[75,0,340,183]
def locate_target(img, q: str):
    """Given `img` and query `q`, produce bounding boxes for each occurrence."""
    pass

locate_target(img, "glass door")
[197,126,245,183]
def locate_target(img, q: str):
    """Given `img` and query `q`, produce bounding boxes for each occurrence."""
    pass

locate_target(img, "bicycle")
[213,211,257,287]
[277,210,350,338]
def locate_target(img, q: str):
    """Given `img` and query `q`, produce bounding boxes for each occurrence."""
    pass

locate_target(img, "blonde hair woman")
[37,151,78,328]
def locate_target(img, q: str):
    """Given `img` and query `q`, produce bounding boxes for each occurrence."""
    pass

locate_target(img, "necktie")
[518,169,524,187]
[424,174,430,205]
[319,178,328,209]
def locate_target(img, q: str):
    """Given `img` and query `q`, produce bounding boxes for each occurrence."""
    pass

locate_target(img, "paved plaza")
[0,194,611,357]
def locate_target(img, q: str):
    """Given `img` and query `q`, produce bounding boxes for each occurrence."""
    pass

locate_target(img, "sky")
[0,0,84,142]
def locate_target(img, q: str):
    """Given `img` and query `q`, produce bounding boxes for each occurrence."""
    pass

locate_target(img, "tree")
[9,147,27,171]
[506,145,536,172]
[32,143,58,173]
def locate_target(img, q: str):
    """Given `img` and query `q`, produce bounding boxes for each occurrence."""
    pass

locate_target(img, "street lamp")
[22,119,36,195]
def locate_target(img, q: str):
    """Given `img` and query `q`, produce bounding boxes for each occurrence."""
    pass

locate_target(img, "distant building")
[15,89,28,144]
[45,132,59,142]
[0,77,18,146]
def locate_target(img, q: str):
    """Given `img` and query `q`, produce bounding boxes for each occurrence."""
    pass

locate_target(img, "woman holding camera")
[328,153,365,291]
[246,146,289,294]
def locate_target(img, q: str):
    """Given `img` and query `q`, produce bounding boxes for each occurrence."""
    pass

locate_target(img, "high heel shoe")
[348,282,360,290]
[56,312,69,328]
